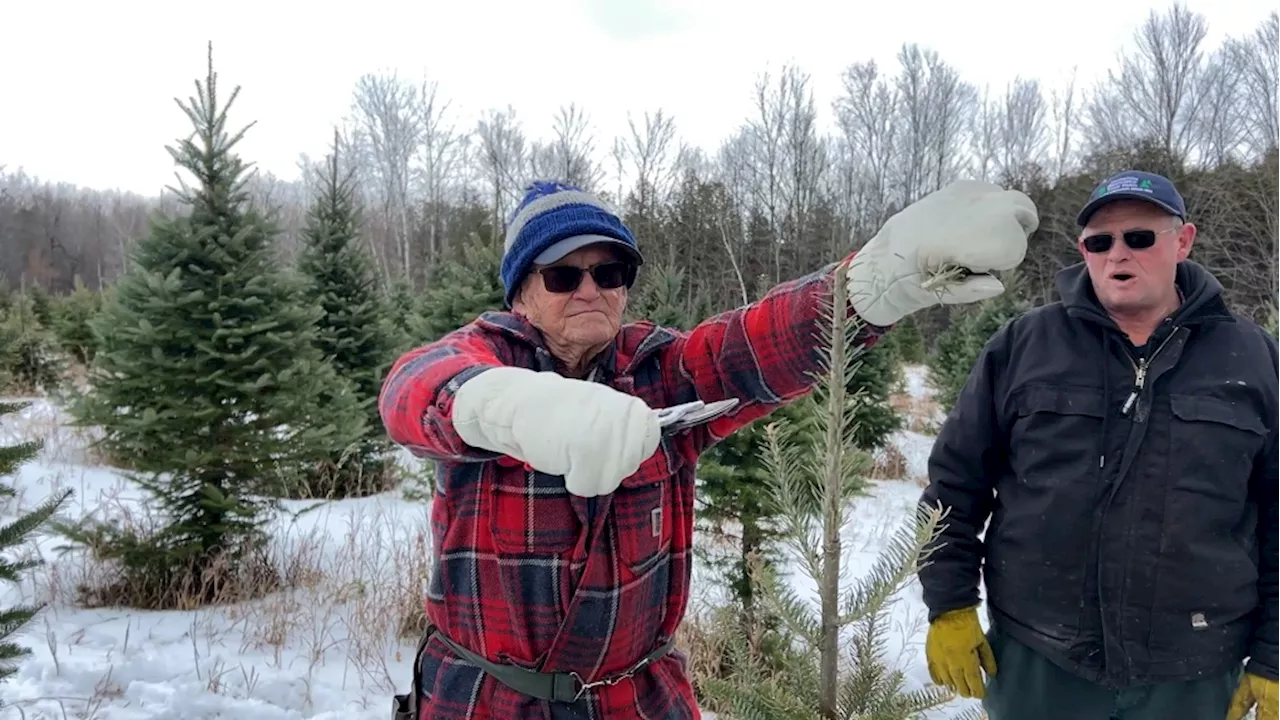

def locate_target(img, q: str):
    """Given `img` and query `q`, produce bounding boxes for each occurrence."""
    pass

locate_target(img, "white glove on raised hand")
[451,366,662,497]
[846,180,1039,327]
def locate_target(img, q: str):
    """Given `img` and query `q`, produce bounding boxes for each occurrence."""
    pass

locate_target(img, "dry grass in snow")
[0,397,434,719]
[0,362,964,719]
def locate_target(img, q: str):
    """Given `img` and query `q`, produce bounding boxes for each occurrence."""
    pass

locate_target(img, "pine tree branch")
[839,502,945,627]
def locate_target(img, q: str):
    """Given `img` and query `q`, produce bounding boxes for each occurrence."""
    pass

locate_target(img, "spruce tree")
[696,398,808,616]
[0,293,65,395]
[929,271,1031,414]
[413,240,506,342]
[51,276,104,365]
[24,286,54,330]
[0,397,72,686]
[385,276,418,354]
[296,132,398,496]
[693,266,904,692]
[63,46,365,606]
[878,313,926,364]
[626,263,714,329]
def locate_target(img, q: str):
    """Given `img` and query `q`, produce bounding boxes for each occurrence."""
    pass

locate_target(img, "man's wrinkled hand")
[845,179,1038,327]
[925,605,997,699]
[1227,671,1278,720]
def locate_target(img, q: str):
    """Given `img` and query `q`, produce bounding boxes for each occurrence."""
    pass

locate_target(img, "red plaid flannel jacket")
[378,257,888,719]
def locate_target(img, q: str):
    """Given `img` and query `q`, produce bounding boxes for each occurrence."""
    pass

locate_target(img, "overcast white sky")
[2,0,1273,197]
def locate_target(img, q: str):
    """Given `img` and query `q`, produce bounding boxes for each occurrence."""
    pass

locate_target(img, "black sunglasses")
[1081,228,1169,254]
[536,261,637,293]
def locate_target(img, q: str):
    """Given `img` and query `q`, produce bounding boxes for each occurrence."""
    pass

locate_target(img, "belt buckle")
[568,655,655,702]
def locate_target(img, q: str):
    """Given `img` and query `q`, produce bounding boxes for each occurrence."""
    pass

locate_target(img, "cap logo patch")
[1097,175,1156,198]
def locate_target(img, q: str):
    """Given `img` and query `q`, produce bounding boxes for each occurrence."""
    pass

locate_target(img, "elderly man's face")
[513,244,632,363]
[1079,200,1195,320]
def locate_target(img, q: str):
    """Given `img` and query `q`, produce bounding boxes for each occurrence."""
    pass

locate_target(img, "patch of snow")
[902,364,934,402]
[890,428,936,482]
[0,363,968,718]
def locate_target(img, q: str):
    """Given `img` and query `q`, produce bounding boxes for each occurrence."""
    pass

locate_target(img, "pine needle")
[918,264,975,293]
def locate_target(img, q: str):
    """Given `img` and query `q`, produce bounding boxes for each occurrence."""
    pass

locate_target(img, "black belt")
[396,624,675,714]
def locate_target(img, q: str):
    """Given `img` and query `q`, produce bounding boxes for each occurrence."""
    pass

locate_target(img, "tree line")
[2,4,1275,329]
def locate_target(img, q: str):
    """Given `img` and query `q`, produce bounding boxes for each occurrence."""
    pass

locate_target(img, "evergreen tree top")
[163,42,257,221]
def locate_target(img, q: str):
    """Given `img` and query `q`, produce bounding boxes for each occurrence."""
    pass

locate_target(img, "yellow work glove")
[925,605,997,699]
[1226,671,1278,720]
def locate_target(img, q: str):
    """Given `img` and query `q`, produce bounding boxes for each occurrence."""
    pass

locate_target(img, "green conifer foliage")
[62,46,364,607]
[0,397,72,686]
[297,133,399,496]
[413,241,506,342]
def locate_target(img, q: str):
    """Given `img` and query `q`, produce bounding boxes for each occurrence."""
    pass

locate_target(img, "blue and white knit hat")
[501,181,643,307]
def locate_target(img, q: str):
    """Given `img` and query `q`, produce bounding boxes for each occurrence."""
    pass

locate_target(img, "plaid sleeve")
[377,325,506,463]
[663,252,891,452]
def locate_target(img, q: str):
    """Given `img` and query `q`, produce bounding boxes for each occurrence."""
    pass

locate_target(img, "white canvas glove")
[451,366,662,497]
[846,180,1039,327]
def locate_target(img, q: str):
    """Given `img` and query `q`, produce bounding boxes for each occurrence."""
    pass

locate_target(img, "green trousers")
[982,624,1240,720]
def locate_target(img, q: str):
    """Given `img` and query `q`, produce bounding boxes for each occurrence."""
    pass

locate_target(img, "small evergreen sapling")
[699,260,969,720]
[51,276,104,365]
[0,294,65,395]
[0,397,72,686]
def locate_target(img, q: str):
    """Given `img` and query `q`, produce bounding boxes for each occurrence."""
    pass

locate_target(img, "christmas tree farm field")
[0,363,971,719]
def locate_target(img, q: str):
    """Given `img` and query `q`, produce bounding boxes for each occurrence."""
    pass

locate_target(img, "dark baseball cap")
[1076,170,1186,227]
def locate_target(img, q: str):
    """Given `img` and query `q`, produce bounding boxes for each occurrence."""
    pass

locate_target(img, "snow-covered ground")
[0,364,977,719]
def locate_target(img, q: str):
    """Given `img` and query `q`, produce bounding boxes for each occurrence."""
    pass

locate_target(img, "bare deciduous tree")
[1048,68,1080,180]
[970,86,1001,183]
[1193,47,1246,166]
[1230,11,1279,157]
[475,105,528,238]
[833,59,899,235]
[1085,4,1210,164]
[621,109,680,219]
[413,77,466,260]
[528,103,604,191]
[777,67,828,266]
[349,71,423,281]
[997,76,1050,186]
[736,64,828,282]
[893,44,978,204]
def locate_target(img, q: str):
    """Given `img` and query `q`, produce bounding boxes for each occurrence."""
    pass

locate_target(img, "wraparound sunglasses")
[1081,227,1176,253]
[535,261,637,293]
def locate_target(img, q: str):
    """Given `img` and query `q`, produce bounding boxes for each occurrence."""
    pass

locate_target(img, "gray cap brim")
[1077,192,1184,227]
[534,234,643,265]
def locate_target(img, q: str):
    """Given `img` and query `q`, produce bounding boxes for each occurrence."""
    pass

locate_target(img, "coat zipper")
[1119,329,1178,418]
[1098,325,1182,685]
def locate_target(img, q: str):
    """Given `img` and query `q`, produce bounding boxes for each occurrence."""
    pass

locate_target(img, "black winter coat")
[919,260,1278,689]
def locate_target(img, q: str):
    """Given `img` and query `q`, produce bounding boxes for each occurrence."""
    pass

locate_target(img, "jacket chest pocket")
[1009,385,1106,485]
[1166,393,1266,504]
[611,438,680,576]
[489,468,582,555]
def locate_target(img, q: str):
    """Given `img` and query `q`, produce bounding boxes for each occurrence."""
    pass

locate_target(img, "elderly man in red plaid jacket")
[380,179,1039,720]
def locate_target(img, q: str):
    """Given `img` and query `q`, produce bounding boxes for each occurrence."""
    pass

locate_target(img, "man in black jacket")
[918,169,1278,720]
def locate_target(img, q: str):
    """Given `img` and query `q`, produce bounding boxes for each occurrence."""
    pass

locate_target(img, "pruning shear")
[654,398,740,434]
